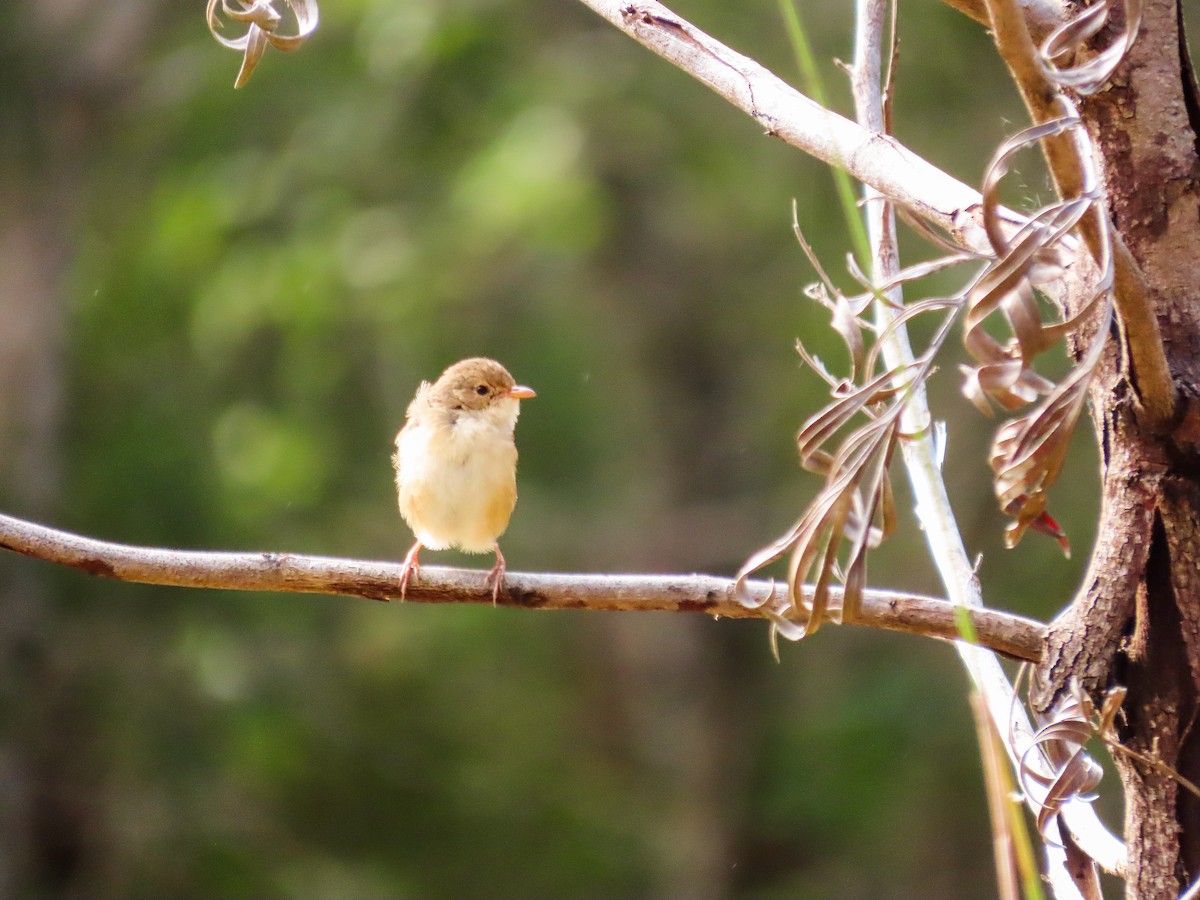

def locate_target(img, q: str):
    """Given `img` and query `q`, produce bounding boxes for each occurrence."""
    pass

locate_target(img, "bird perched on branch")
[393,357,536,602]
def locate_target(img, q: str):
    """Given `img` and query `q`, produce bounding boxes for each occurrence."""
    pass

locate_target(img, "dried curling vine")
[967,116,1113,554]
[736,114,1115,644]
[206,0,319,88]
[734,205,973,644]
[1040,0,1143,96]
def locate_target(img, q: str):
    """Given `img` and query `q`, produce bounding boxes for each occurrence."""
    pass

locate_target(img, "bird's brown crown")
[426,357,518,412]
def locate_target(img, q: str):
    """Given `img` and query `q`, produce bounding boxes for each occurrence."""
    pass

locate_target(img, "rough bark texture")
[1034,0,1200,893]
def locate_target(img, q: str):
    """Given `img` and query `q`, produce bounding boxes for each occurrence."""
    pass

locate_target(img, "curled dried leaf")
[743,203,974,645]
[1040,0,1143,95]
[961,212,1081,416]
[739,313,958,638]
[1020,686,1106,839]
[980,117,1088,258]
[797,364,913,467]
[863,295,956,381]
[965,123,1092,419]
[736,415,900,639]
[206,0,319,88]
[989,291,1109,551]
[961,358,1055,417]
[963,116,1113,549]
[794,214,869,380]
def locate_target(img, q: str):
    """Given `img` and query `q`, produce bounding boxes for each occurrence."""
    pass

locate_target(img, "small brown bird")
[393,358,535,602]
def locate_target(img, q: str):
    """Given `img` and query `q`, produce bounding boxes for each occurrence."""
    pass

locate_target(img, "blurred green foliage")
[2,0,1106,896]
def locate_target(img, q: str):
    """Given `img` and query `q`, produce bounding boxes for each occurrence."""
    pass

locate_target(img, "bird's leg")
[399,541,422,599]
[484,543,507,605]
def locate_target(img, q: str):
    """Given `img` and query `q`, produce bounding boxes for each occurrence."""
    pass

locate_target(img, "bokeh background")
[0,1,1107,897]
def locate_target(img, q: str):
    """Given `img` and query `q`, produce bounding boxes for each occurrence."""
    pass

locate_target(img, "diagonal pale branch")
[0,511,1047,661]
[851,0,1122,884]
[577,0,1014,253]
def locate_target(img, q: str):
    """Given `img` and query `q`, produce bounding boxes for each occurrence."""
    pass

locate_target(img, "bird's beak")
[507,385,536,400]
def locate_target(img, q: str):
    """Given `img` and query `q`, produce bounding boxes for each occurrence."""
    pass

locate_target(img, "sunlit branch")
[0,512,1046,661]
[576,0,1012,254]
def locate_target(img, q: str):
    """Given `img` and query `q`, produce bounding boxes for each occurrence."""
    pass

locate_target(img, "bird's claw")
[399,563,417,599]
[484,563,505,606]
[485,547,507,606]
[398,542,422,600]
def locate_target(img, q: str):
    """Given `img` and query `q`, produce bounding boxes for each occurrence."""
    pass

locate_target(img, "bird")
[393,357,535,603]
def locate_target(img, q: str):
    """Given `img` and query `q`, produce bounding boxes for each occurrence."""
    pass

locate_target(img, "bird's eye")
[475,384,489,396]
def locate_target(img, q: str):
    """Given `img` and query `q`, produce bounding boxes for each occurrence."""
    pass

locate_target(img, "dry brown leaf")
[960,116,1113,550]
[1020,687,1106,839]
[736,388,905,636]
[206,0,319,88]
[989,296,1109,549]
[1040,0,1143,96]
[980,117,1088,257]
[797,365,912,465]
[740,197,972,643]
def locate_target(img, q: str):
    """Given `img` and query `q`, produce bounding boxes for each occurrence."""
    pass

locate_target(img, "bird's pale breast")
[394,400,520,553]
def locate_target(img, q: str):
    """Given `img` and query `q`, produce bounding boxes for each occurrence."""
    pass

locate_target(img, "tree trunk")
[1035,0,1200,893]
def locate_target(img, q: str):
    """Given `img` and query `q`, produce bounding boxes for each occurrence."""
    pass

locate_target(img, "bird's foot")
[484,544,507,606]
[399,542,422,600]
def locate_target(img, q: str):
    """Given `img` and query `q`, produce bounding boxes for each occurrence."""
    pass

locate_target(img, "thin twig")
[1102,737,1200,803]
[0,511,1046,661]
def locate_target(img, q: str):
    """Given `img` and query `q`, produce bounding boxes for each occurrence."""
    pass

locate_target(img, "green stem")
[777,0,872,265]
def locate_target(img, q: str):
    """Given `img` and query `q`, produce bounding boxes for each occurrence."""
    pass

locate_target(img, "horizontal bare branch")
[0,511,1045,661]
